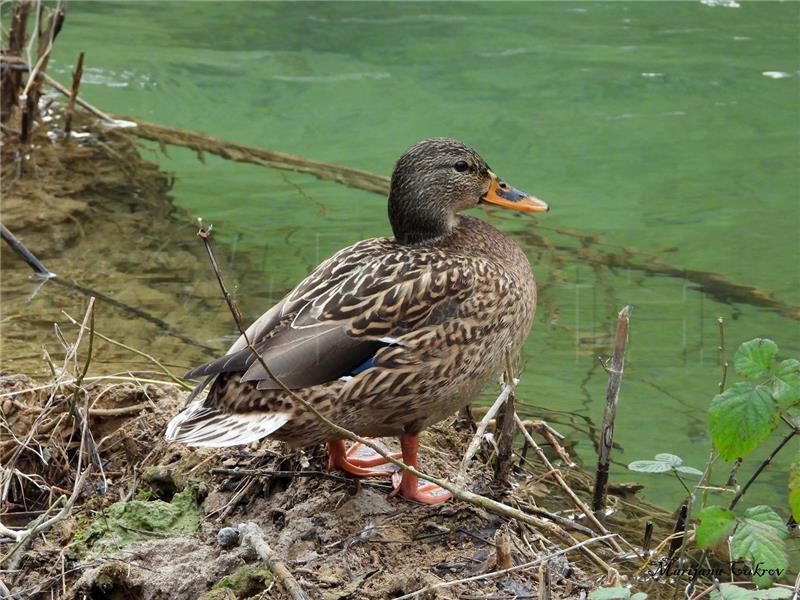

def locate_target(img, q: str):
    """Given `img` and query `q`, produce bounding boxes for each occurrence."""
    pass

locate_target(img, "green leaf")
[628,453,687,474]
[675,465,704,476]
[653,453,683,466]
[734,338,778,379]
[630,594,648,600]
[730,505,789,586]
[589,588,631,600]
[696,506,735,548]
[709,383,779,460]
[628,460,672,474]
[711,584,792,600]
[772,358,800,406]
[789,449,800,523]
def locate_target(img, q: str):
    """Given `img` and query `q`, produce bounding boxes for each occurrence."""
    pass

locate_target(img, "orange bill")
[481,171,549,213]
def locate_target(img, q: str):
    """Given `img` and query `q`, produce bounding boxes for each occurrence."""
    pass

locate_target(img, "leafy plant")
[709,339,799,460]
[588,587,647,600]
[628,453,703,476]
[698,338,799,588]
[630,336,798,590]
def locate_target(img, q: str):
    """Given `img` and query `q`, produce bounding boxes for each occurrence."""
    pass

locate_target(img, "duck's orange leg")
[326,439,399,477]
[390,433,452,505]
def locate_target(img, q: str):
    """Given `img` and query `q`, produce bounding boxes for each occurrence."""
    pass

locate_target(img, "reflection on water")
[3,1,798,508]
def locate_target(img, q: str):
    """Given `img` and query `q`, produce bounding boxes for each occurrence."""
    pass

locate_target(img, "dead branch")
[514,413,623,554]
[592,305,630,513]
[457,366,517,488]
[237,522,311,600]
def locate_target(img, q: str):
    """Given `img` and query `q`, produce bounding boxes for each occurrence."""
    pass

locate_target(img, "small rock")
[216,527,240,549]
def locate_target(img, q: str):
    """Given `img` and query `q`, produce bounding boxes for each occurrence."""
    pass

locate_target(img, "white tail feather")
[165,401,289,448]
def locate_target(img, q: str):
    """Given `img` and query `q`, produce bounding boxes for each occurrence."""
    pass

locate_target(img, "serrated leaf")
[696,506,735,548]
[654,453,683,466]
[730,505,789,586]
[675,465,704,476]
[772,358,800,406]
[734,338,778,379]
[789,449,800,523]
[709,383,779,460]
[628,460,672,474]
[588,588,631,600]
[711,584,792,600]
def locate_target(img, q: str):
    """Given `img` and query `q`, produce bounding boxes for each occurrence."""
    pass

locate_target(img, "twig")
[592,305,630,513]
[494,355,517,486]
[728,426,797,511]
[514,413,623,554]
[392,533,618,600]
[61,310,192,391]
[196,223,614,573]
[209,467,388,490]
[0,223,55,278]
[63,50,84,135]
[238,522,310,600]
[457,367,517,488]
[0,222,215,353]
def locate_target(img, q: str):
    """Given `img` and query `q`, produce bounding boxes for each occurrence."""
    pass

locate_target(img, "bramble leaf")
[789,449,800,523]
[730,505,789,587]
[734,338,778,379]
[589,588,632,600]
[772,358,800,406]
[710,584,791,599]
[709,384,778,460]
[696,506,735,548]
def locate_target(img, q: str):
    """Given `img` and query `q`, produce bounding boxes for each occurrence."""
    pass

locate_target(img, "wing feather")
[184,237,473,389]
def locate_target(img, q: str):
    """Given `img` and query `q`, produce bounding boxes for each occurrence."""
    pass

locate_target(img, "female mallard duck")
[166,138,548,504]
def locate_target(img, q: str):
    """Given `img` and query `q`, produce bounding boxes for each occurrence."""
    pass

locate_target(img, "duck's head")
[388,138,548,245]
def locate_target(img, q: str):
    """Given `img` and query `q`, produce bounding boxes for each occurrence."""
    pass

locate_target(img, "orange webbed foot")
[391,472,453,505]
[326,439,399,478]
[388,432,453,505]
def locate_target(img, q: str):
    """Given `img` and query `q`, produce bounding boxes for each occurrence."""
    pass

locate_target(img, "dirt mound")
[2,372,608,599]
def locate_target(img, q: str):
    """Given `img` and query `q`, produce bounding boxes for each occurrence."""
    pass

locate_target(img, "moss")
[75,489,201,555]
[87,561,142,597]
[211,565,273,598]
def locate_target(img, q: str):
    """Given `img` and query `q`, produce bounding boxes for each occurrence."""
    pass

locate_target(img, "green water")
[35,1,800,509]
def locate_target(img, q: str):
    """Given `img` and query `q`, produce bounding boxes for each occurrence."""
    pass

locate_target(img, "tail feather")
[165,401,289,448]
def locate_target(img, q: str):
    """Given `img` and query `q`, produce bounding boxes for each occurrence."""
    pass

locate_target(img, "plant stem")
[728,426,797,511]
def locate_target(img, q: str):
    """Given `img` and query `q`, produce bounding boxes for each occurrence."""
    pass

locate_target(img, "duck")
[166,138,548,504]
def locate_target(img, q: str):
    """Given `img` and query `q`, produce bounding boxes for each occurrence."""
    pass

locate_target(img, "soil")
[2,373,603,600]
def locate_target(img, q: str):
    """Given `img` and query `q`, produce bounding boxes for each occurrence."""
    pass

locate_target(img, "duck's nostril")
[499,181,509,189]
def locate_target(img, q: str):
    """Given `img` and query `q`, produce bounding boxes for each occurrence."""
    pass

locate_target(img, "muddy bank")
[1,371,681,600]
[0,105,272,377]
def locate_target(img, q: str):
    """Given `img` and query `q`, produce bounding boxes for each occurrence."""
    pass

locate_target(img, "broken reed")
[592,305,631,513]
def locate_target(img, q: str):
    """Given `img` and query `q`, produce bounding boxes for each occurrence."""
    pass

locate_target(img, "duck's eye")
[453,160,470,173]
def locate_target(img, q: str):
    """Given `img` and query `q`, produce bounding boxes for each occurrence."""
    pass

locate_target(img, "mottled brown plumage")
[166,138,548,503]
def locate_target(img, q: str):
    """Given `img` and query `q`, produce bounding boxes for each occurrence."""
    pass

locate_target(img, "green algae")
[75,489,201,554]
[209,565,273,599]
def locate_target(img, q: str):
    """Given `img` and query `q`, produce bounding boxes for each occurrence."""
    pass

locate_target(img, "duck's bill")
[481,172,549,213]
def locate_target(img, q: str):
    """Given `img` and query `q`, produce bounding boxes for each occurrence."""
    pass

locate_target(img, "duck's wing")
[184,238,472,390]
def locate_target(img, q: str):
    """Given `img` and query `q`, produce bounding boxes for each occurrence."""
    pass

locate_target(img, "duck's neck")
[388,191,456,245]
